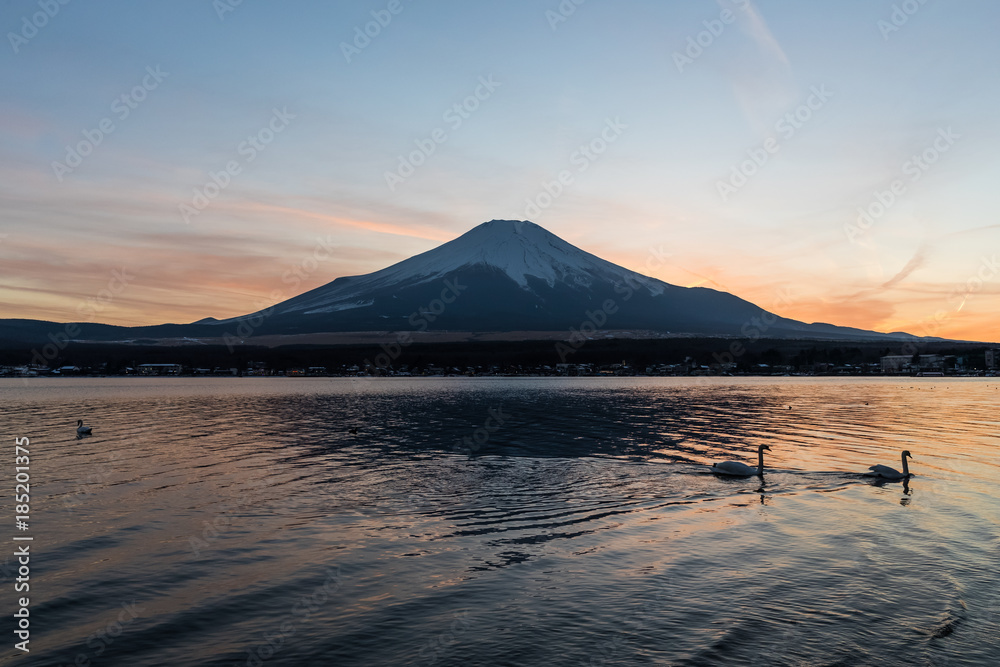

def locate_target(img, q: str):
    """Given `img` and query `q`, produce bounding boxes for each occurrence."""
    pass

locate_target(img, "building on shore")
[138,363,182,376]
[880,354,949,374]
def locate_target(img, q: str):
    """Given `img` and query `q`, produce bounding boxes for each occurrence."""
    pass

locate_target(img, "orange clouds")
[2,181,999,343]
[0,224,409,326]
[774,297,897,332]
[236,203,454,243]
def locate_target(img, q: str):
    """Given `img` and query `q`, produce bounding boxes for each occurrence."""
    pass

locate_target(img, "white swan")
[76,419,92,435]
[711,444,770,476]
[868,450,912,480]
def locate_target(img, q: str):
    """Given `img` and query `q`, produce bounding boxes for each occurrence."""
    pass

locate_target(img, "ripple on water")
[1,376,998,666]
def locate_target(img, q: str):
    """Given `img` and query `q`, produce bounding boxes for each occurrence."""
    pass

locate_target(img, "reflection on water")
[1,377,998,666]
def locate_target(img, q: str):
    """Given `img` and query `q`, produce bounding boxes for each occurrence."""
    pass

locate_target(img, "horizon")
[3,1,999,341]
[4,216,997,344]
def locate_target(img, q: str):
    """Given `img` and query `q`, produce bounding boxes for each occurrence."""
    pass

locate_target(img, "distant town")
[5,350,999,378]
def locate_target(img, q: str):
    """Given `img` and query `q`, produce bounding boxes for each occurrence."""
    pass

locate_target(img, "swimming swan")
[76,419,92,435]
[711,444,770,476]
[868,450,912,480]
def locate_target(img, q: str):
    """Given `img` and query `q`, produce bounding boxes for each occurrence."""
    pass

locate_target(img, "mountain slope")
[204,219,920,341]
[0,220,939,345]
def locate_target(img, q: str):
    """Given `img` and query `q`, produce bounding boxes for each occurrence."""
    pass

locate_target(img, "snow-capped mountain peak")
[192,218,926,342]
[381,219,639,289]
[276,220,661,316]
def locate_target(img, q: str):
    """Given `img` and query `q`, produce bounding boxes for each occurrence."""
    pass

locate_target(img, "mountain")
[206,219,916,340]
[0,219,934,346]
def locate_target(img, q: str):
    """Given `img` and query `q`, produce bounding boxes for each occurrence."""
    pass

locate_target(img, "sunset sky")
[2,0,999,341]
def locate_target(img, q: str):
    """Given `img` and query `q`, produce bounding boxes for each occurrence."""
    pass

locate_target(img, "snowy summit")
[275,220,660,316]
[364,219,656,290]
[200,219,923,341]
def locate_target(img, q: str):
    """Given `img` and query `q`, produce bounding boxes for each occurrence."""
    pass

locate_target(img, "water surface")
[1,377,998,666]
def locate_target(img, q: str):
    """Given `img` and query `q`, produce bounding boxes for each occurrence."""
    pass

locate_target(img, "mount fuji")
[198,219,913,341]
[0,219,928,346]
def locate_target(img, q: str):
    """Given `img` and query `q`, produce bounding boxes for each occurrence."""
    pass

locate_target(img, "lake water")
[1,377,998,666]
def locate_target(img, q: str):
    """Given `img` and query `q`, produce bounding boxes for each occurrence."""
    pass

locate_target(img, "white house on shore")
[881,354,948,374]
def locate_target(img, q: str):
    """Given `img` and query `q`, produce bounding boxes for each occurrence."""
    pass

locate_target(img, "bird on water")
[711,444,771,477]
[867,450,913,480]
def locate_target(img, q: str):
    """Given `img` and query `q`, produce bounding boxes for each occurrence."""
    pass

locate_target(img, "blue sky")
[2,0,999,339]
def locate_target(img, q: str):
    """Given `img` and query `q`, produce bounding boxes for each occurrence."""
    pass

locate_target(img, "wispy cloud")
[238,202,454,243]
[717,0,796,133]
[880,245,928,290]
[731,0,790,67]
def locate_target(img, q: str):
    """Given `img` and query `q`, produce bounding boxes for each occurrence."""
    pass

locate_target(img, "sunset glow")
[2,1,998,341]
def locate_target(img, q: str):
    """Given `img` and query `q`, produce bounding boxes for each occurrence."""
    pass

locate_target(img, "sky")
[1,0,999,341]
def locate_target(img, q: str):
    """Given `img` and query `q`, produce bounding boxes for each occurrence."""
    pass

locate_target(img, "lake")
[1,377,998,666]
